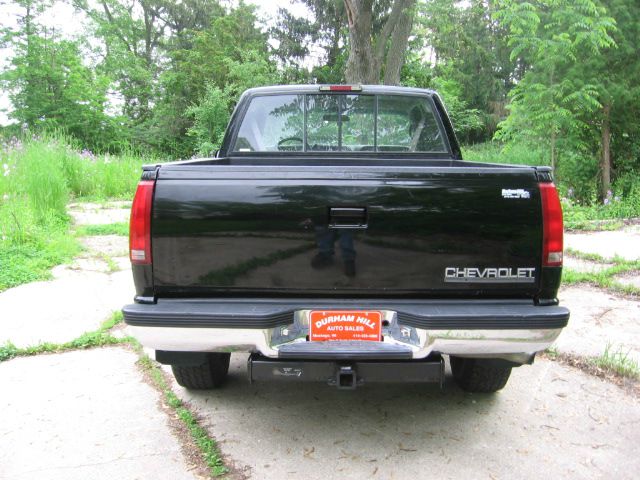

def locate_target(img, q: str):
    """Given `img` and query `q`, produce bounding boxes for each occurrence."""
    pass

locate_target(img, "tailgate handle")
[328,207,368,229]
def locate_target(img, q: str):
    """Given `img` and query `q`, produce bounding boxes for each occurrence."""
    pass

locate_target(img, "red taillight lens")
[539,182,563,267]
[319,85,362,92]
[130,180,154,265]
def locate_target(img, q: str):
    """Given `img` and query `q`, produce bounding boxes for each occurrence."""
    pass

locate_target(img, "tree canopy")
[1,0,637,204]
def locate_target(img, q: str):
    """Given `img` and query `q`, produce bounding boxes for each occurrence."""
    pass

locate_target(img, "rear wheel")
[171,353,231,390]
[450,356,512,393]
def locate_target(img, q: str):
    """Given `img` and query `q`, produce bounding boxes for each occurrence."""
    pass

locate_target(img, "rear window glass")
[234,95,304,152]
[232,94,446,153]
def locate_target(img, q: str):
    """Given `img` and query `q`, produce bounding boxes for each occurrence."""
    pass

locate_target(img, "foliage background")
[0,0,638,207]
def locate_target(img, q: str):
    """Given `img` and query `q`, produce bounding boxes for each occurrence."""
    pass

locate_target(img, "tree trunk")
[383,3,414,85]
[24,2,36,127]
[600,102,612,201]
[343,0,415,84]
[344,0,378,83]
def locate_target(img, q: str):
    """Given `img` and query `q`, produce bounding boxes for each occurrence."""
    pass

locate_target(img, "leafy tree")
[494,0,616,177]
[185,85,229,156]
[269,0,347,83]
[149,2,270,156]
[305,0,347,69]
[415,0,517,142]
[431,75,482,138]
[270,8,315,69]
[187,50,281,155]
[75,0,168,125]
[1,0,123,151]
[580,0,640,199]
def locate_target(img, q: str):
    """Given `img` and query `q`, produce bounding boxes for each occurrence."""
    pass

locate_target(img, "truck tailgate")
[151,163,543,298]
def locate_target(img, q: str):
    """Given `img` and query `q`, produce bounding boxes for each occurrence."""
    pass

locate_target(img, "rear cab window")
[233,93,447,154]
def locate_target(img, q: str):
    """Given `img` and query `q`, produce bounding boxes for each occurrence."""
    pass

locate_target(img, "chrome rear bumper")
[127,319,562,364]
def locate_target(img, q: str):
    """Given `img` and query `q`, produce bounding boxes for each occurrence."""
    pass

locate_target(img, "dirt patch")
[113,256,130,270]
[542,351,639,397]
[557,285,640,363]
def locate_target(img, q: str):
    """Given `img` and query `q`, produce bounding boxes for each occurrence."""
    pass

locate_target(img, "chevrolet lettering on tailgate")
[444,267,536,283]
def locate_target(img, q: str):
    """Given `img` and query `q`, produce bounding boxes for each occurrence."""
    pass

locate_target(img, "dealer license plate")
[309,310,382,342]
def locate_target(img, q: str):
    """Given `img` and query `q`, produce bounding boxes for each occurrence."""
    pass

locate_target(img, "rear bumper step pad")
[277,340,413,360]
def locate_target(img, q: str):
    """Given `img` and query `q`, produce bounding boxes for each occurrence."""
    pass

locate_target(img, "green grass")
[564,199,640,229]
[592,344,640,380]
[102,253,121,272]
[544,345,640,384]
[100,310,124,330]
[75,222,129,237]
[562,251,640,296]
[565,248,610,263]
[463,141,547,166]
[0,134,150,290]
[0,227,81,290]
[138,355,228,476]
[62,150,147,200]
[564,218,626,231]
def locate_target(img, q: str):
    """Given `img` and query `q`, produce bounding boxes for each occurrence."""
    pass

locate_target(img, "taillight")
[130,180,154,264]
[539,182,563,266]
[319,85,362,92]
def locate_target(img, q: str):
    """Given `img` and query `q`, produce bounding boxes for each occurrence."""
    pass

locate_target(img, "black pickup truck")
[123,85,569,393]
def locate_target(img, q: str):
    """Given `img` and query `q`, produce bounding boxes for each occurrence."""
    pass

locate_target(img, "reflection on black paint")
[151,168,543,297]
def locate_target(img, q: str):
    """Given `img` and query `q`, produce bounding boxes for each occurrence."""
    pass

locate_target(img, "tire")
[450,356,512,393]
[171,353,231,390]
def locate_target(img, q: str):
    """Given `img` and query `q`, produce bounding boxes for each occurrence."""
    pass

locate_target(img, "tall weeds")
[0,134,152,290]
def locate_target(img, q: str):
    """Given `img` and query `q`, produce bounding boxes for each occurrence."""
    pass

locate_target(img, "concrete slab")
[113,256,131,271]
[68,202,131,226]
[170,355,640,480]
[0,268,133,348]
[557,286,640,362]
[563,256,613,273]
[565,225,640,261]
[615,272,640,290]
[80,235,129,257]
[0,348,198,480]
[64,257,112,273]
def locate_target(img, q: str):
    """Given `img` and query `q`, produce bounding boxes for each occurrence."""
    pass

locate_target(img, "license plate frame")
[309,310,382,342]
